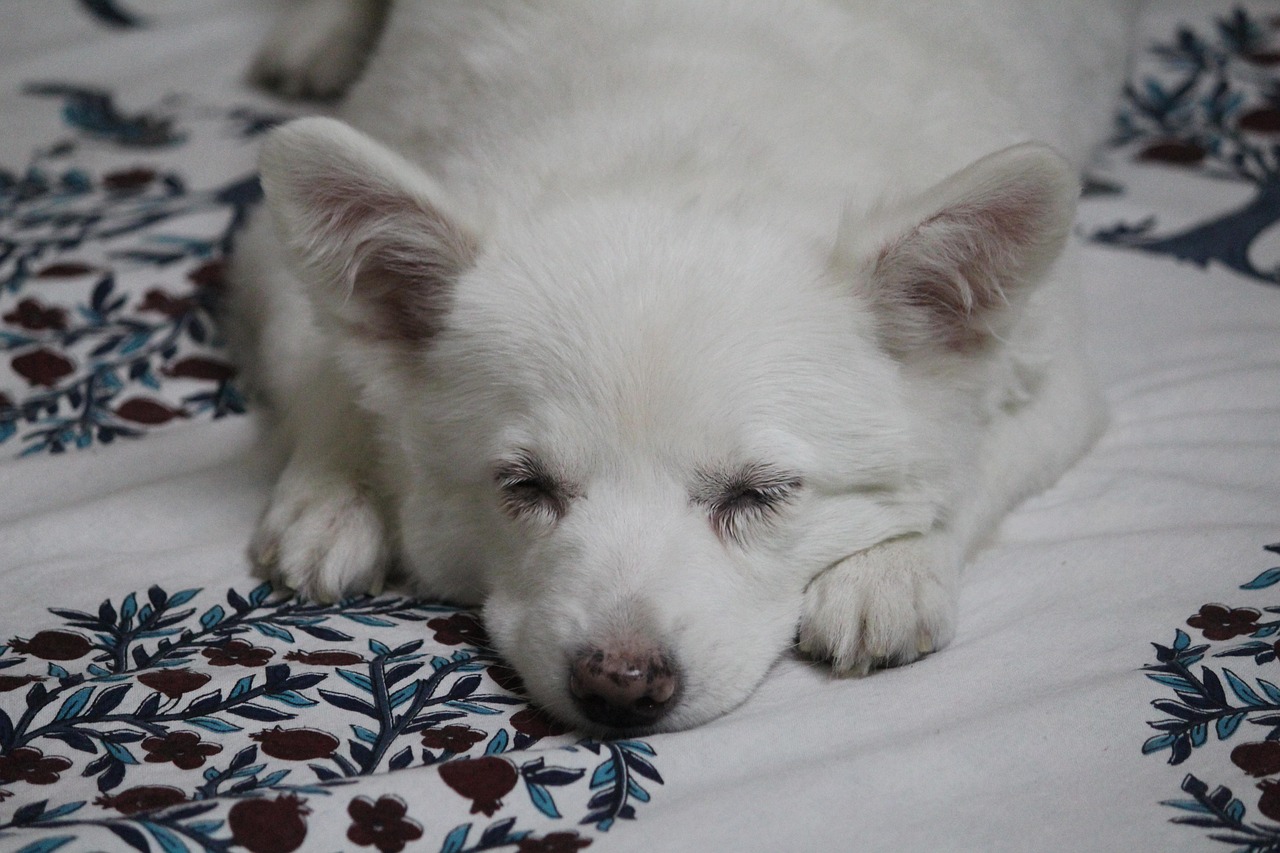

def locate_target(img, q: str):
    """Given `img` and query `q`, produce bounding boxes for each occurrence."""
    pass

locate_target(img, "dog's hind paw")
[797,534,958,676]
[248,0,386,100]
[249,38,365,101]
[250,475,387,604]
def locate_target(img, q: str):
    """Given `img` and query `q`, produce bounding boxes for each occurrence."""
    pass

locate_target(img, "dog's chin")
[502,639,774,738]
[484,601,797,736]
[484,640,693,736]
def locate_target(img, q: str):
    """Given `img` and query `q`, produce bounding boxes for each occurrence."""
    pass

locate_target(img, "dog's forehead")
[467,202,855,369]
[461,217,831,400]
[438,202,903,474]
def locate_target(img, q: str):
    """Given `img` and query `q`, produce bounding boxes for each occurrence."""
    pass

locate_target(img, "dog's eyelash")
[697,467,802,544]
[494,455,573,521]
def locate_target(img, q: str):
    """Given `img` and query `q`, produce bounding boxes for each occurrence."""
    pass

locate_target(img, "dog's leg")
[800,267,1107,675]
[249,382,390,604]
[940,260,1109,563]
[248,0,390,100]
[798,531,961,676]
[228,213,392,603]
[232,119,480,602]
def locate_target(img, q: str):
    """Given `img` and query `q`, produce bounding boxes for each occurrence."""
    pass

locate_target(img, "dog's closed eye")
[695,465,802,545]
[494,453,575,522]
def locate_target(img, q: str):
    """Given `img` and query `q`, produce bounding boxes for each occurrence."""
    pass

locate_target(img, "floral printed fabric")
[2,1,1280,851]
[0,584,661,852]
[1087,7,1280,289]
[1142,546,1280,850]
[0,86,266,456]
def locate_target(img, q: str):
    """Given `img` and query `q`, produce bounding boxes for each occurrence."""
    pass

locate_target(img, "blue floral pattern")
[1143,544,1280,851]
[0,585,662,852]
[1091,6,1280,288]
[0,87,272,456]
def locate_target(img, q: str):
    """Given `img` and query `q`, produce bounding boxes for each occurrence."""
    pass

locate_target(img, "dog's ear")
[838,142,1078,359]
[258,117,478,347]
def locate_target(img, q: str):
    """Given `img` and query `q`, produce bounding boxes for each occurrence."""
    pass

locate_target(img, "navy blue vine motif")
[0,584,662,852]
[74,0,144,30]
[0,85,277,456]
[1090,7,1280,286]
[578,739,661,830]
[1143,543,1280,851]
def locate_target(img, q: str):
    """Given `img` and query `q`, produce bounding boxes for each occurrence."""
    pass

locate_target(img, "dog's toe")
[248,27,370,101]
[251,478,387,603]
[798,534,958,676]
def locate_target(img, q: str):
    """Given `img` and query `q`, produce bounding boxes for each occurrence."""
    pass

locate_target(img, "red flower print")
[285,649,365,666]
[0,674,44,692]
[163,356,236,382]
[114,397,186,425]
[346,795,423,853]
[229,794,310,853]
[3,298,67,331]
[8,629,93,660]
[1233,741,1280,778]
[141,730,222,769]
[1187,604,1261,641]
[420,724,487,753]
[1261,780,1280,822]
[102,167,155,192]
[1245,47,1280,66]
[516,832,593,853]
[0,747,72,785]
[510,707,570,741]
[439,756,518,817]
[35,262,94,278]
[428,613,488,647]
[137,289,194,318]
[188,260,225,291]
[1137,139,1207,165]
[137,668,210,700]
[201,638,274,667]
[10,348,75,388]
[250,726,340,761]
[1239,107,1280,133]
[95,785,187,814]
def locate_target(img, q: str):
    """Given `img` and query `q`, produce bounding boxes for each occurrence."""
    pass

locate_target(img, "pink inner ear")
[304,172,418,245]
[292,169,478,348]
[349,256,453,345]
[872,181,1064,355]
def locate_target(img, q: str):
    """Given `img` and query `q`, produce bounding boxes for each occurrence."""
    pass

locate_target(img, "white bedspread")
[1,2,1278,850]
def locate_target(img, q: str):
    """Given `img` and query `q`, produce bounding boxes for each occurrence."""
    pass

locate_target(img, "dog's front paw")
[798,535,958,676]
[251,474,387,603]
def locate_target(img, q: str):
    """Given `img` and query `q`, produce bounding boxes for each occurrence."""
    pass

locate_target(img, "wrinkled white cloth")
[1,2,1278,851]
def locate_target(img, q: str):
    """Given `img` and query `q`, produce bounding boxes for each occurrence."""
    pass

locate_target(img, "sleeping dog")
[229,0,1132,733]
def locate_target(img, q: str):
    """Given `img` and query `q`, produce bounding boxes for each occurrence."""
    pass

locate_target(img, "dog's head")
[258,118,1077,733]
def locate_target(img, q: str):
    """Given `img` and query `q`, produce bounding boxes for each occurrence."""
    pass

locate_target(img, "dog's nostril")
[569,646,679,730]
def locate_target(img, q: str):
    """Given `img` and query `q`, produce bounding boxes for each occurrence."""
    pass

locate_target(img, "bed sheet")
[1,2,1278,851]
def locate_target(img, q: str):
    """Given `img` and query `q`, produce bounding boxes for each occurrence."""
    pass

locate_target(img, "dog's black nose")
[569,646,679,730]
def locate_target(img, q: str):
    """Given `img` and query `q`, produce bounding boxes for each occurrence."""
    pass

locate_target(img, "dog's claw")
[249,470,388,603]
[250,536,279,572]
[799,534,958,677]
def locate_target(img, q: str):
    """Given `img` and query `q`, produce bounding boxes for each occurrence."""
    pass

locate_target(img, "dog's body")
[229,0,1131,732]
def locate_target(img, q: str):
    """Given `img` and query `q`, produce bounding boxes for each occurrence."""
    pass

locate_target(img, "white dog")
[229,0,1132,733]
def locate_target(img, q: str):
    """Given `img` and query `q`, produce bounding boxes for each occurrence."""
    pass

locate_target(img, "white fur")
[230,0,1132,732]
